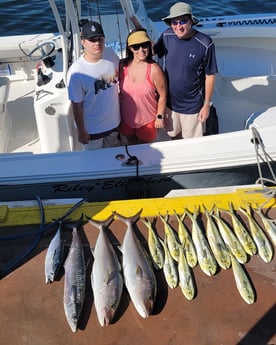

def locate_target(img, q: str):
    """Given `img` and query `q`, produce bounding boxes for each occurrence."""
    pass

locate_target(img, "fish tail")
[87,213,114,229]
[113,208,143,224]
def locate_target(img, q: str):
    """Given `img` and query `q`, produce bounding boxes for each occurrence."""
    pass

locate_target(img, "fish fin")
[70,285,77,302]
[51,249,57,260]
[104,270,118,285]
[135,265,143,279]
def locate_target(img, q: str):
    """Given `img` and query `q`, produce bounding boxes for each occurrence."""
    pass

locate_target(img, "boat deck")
[0,186,275,345]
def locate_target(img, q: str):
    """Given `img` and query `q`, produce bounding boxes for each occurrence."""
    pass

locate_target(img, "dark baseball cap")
[81,21,105,39]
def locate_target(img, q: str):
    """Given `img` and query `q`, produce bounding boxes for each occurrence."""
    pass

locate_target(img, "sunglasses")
[171,19,189,26]
[131,42,149,51]
[87,37,104,43]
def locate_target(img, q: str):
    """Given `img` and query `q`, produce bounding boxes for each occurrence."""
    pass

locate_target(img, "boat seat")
[244,106,276,129]
[0,76,10,114]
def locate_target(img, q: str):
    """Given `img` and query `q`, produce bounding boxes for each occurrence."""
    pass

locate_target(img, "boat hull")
[1,162,273,202]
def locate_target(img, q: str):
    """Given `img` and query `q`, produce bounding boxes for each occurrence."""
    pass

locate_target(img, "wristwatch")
[204,101,213,106]
[157,114,164,119]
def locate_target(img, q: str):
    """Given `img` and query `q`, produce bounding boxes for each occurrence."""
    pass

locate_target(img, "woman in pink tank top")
[119,29,167,145]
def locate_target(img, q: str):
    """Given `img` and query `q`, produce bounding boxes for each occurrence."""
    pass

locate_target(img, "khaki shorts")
[165,108,205,139]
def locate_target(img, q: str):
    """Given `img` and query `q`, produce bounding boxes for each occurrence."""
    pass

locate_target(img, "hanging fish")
[159,213,180,262]
[185,208,217,276]
[239,204,273,263]
[178,244,196,300]
[174,210,197,268]
[228,248,255,304]
[63,225,86,333]
[160,237,179,289]
[255,208,276,247]
[226,202,257,256]
[45,221,64,284]
[203,206,231,270]
[213,208,247,264]
[141,217,164,270]
[114,209,157,318]
[88,214,123,327]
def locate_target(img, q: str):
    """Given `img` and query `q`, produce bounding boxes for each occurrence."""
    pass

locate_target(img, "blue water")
[1,0,276,36]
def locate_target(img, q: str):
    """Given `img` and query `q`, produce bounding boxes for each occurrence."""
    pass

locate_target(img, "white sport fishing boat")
[0,0,276,202]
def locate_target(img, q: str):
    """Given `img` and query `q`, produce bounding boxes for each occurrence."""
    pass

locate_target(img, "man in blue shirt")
[154,2,218,139]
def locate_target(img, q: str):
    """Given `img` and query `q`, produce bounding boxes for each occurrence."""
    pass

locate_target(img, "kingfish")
[141,217,164,270]
[160,237,179,289]
[114,209,157,318]
[226,202,257,256]
[45,221,64,284]
[255,208,276,247]
[178,244,195,300]
[239,204,273,263]
[185,208,217,276]
[228,248,255,304]
[159,213,180,262]
[63,226,86,333]
[88,214,123,327]
[213,208,247,264]
[203,206,231,270]
[174,210,197,268]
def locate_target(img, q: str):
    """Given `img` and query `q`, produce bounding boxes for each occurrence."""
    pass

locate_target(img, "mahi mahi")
[186,208,217,276]
[226,202,257,256]
[203,206,231,270]
[63,226,86,333]
[141,217,164,270]
[88,214,123,326]
[255,208,276,247]
[178,244,195,300]
[160,237,179,289]
[228,248,255,304]
[213,208,247,264]
[159,213,180,262]
[174,210,197,268]
[114,209,157,318]
[45,221,64,284]
[239,203,273,263]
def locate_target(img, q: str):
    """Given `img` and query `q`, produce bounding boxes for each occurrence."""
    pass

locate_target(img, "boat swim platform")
[0,184,275,226]
[0,184,275,345]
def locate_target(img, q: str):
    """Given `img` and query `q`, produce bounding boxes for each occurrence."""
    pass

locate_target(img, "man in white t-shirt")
[67,21,121,149]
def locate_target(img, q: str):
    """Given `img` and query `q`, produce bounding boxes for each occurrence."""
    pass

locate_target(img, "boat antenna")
[114,0,123,57]
[94,0,103,26]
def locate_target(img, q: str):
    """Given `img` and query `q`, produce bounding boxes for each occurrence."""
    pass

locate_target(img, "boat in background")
[0,0,276,202]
